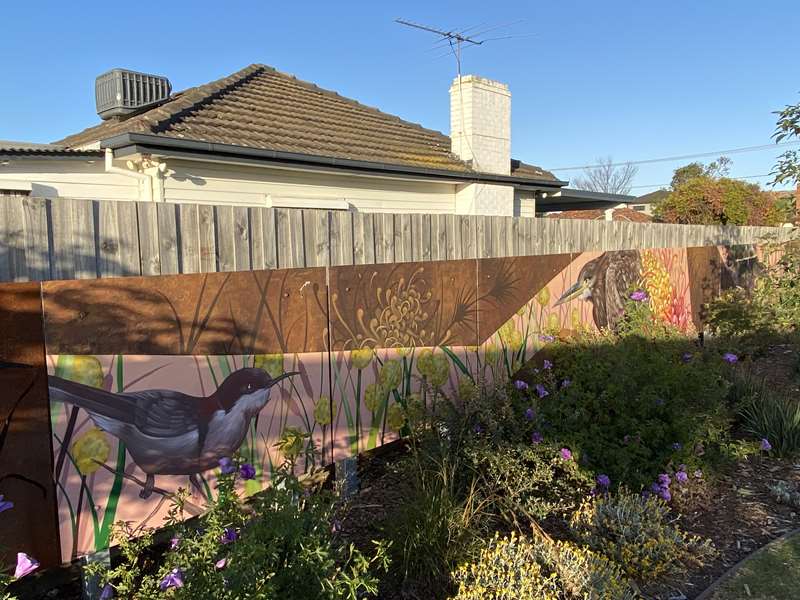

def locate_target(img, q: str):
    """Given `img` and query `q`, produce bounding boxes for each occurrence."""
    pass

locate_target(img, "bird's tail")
[48,376,135,423]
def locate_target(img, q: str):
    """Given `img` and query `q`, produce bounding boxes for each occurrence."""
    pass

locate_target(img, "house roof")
[635,189,669,204]
[0,140,101,157]
[56,64,558,184]
[548,207,653,222]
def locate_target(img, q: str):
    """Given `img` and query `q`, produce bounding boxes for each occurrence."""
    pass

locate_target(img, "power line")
[550,141,800,171]
[629,173,774,191]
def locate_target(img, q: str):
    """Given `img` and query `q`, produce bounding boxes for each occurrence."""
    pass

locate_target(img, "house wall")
[514,189,537,218]
[0,159,139,201]
[162,159,458,213]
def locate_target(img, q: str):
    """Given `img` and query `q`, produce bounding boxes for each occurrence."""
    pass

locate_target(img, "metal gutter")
[100,132,568,188]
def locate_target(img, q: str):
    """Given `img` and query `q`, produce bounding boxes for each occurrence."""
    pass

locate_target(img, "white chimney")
[449,75,511,175]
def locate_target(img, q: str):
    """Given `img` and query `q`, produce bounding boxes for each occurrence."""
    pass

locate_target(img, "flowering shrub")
[86,452,390,599]
[516,333,730,488]
[570,490,714,584]
[450,531,636,600]
[464,440,595,523]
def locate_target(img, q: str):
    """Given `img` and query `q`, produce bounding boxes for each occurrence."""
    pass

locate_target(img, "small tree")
[772,94,800,186]
[573,156,638,195]
[654,157,784,226]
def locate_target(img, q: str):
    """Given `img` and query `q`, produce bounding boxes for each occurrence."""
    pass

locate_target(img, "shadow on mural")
[0,244,762,565]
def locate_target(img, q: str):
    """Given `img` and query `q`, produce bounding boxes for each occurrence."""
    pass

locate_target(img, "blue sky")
[2,1,798,192]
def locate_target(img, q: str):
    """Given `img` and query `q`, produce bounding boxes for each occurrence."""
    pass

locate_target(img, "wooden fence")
[0,195,794,282]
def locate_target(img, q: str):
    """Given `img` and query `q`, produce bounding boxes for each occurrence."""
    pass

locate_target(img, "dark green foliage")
[740,392,800,457]
[516,334,731,489]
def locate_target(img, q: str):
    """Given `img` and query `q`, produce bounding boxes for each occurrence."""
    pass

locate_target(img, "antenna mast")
[394,18,483,78]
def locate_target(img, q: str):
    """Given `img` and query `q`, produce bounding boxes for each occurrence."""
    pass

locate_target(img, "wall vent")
[95,69,171,120]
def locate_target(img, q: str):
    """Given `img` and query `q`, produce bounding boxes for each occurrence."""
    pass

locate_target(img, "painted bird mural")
[49,368,296,498]
[554,250,642,329]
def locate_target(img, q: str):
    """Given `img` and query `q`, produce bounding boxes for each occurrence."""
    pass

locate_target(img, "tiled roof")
[548,208,653,222]
[0,140,101,156]
[56,64,557,182]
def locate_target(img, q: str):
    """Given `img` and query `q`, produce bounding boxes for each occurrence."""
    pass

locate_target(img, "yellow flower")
[313,395,335,425]
[364,383,386,412]
[350,348,374,370]
[378,360,402,389]
[56,355,104,388]
[417,349,449,387]
[570,307,582,330]
[71,428,110,475]
[253,354,284,378]
[536,286,551,307]
[546,312,561,334]
[498,319,523,349]
[457,376,477,402]
[483,343,500,364]
[275,426,307,459]
[387,403,406,431]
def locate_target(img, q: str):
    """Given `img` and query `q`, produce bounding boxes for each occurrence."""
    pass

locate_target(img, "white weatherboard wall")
[0,160,139,201]
[162,160,457,213]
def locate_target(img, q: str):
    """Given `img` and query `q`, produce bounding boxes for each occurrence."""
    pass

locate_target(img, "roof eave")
[101,133,567,188]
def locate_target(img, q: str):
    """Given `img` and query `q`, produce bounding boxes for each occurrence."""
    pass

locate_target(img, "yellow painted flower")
[498,319,523,349]
[56,355,104,388]
[570,307,582,330]
[378,360,402,389]
[417,349,450,387]
[457,376,477,402]
[275,426,307,460]
[404,393,425,426]
[536,286,551,307]
[364,383,386,412]
[641,250,672,321]
[253,353,284,378]
[387,403,406,431]
[483,343,500,364]
[71,427,110,475]
[546,312,561,334]
[350,348,374,370]
[313,395,335,425]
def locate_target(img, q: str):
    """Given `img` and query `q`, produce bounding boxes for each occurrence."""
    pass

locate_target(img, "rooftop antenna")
[394,18,483,78]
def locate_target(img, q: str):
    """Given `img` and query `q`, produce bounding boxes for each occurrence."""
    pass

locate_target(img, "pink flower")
[560,448,572,460]
[14,552,39,578]
[215,557,228,570]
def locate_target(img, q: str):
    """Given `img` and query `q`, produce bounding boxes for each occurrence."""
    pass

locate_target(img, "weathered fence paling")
[0,195,792,281]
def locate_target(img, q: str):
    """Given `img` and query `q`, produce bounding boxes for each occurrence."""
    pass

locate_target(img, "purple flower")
[535,384,549,399]
[722,352,739,364]
[658,487,672,501]
[671,442,682,450]
[658,473,671,487]
[100,583,115,600]
[539,334,555,343]
[0,494,13,513]
[630,290,648,302]
[14,552,39,578]
[560,378,571,389]
[514,380,529,391]
[215,558,228,570]
[623,434,631,445]
[473,423,484,434]
[560,448,573,461]
[760,438,772,451]
[543,359,553,370]
[675,471,689,484]
[682,352,693,364]
[239,463,256,480]
[218,457,236,475]
[169,536,181,551]
[655,398,666,407]
[531,431,543,444]
[159,568,185,590]
[650,482,663,494]
[220,527,238,544]
[524,407,536,421]
[331,519,342,534]
[596,474,611,488]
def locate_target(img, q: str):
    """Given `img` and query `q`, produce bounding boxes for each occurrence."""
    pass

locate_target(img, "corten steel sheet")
[328,259,479,350]
[476,254,575,342]
[0,282,61,568]
[41,268,329,356]
[686,246,722,329]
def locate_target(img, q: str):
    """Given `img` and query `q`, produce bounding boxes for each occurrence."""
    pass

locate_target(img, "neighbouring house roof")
[0,140,101,157]
[548,207,653,222]
[635,189,669,204]
[55,64,559,185]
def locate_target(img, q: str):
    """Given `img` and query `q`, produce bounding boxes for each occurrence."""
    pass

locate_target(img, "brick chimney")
[449,75,514,215]
[449,75,511,175]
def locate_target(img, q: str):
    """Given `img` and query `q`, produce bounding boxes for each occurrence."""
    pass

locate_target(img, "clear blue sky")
[2,1,799,192]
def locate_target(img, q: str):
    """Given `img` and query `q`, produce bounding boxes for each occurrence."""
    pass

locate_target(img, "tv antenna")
[395,18,533,77]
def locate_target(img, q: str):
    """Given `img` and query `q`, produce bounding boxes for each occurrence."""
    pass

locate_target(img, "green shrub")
[87,454,390,599]
[740,392,800,457]
[570,490,714,584]
[515,333,731,489]
[464,440,595,524]
[449,531,637,600]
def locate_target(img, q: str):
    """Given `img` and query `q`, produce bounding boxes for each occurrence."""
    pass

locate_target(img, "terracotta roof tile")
[56,64,557,181]
[548,208,653,222]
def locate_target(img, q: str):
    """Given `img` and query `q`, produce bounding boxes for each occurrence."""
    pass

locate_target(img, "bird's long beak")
[270,371,299,386]
[554,281,588,307]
